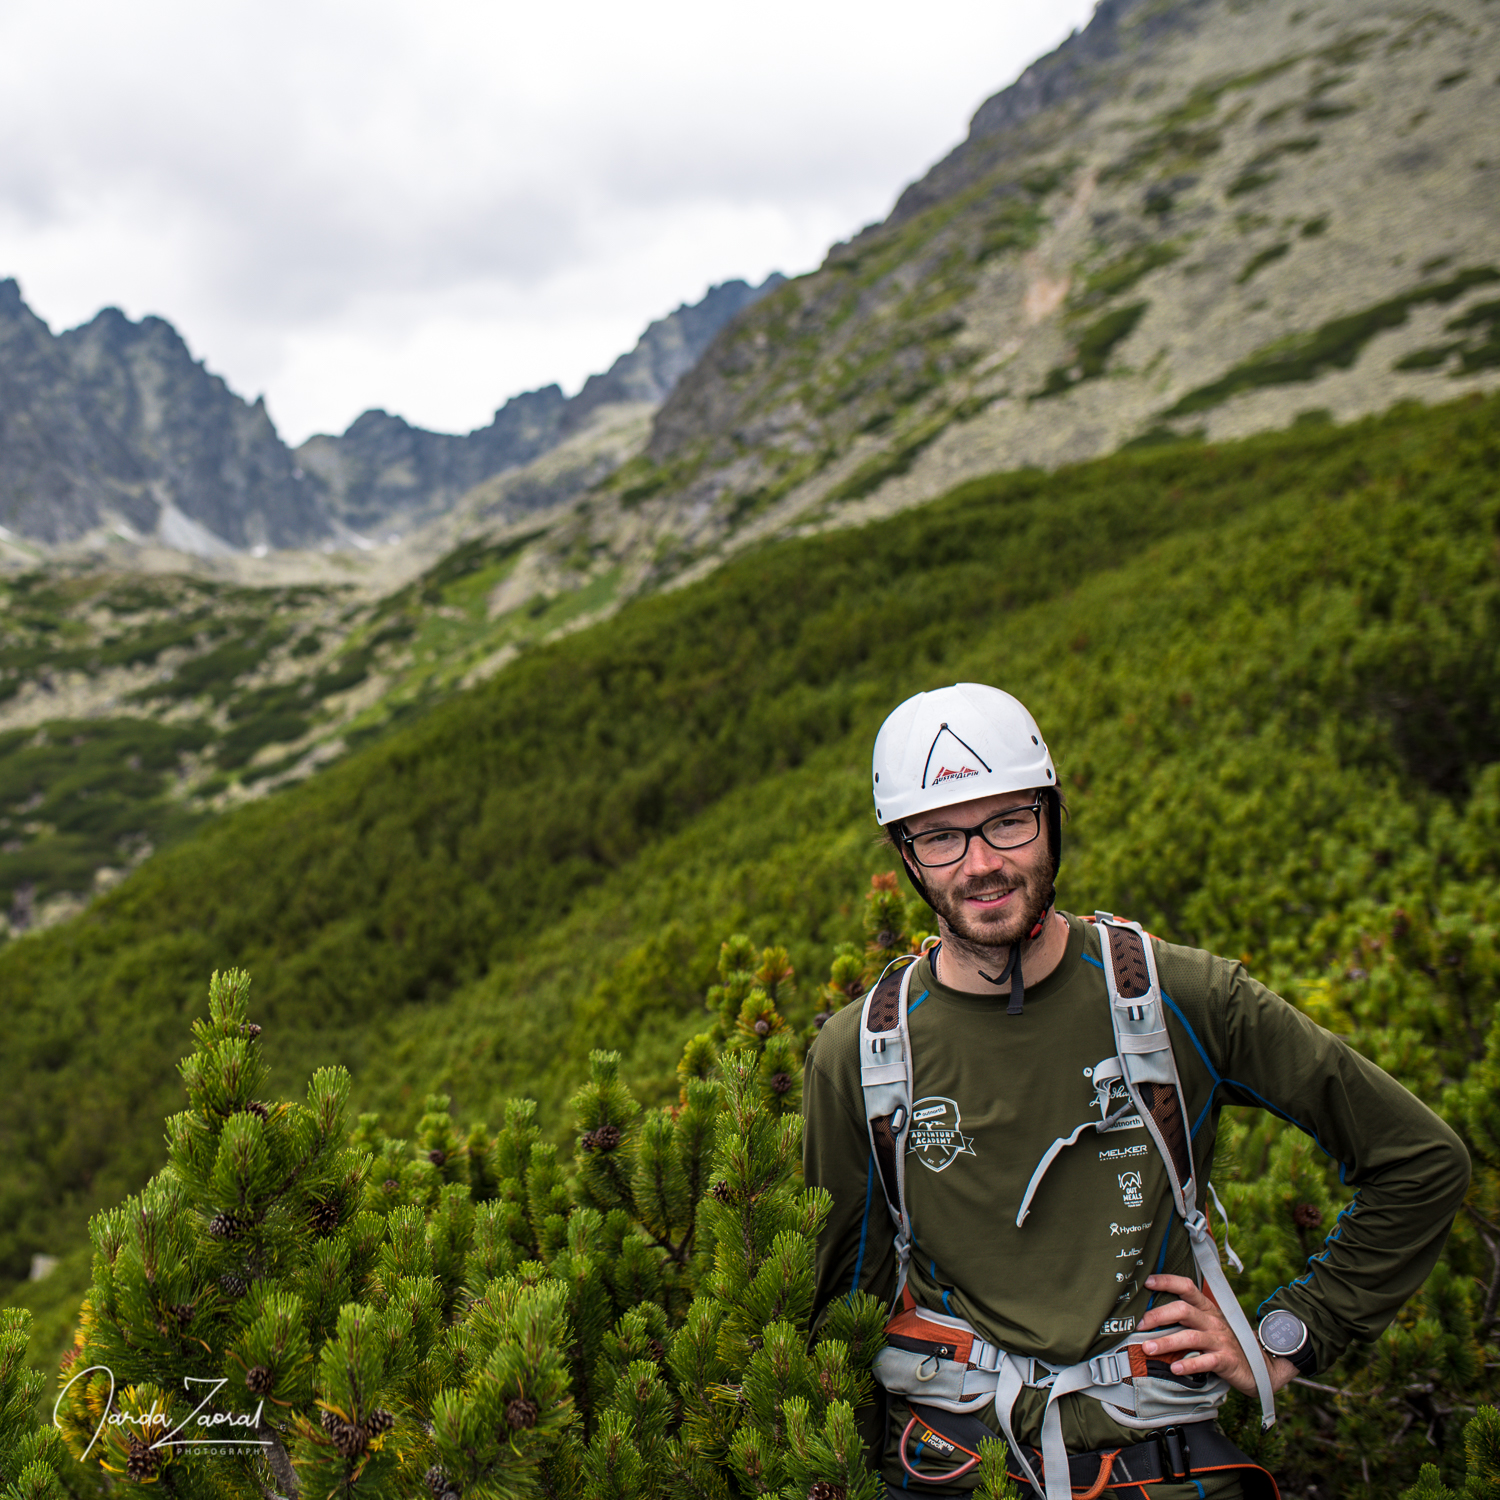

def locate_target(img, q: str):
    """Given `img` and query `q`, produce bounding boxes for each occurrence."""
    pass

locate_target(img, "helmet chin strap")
[976,905,1052,1016]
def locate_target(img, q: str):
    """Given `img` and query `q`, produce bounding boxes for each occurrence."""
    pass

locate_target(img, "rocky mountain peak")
[295,276,783,538]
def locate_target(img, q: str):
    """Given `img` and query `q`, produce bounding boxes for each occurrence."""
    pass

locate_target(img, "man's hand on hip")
[1137,1274,1298,1397]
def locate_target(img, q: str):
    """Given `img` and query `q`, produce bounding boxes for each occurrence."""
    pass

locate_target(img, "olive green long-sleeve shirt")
[804,913,1469,1484]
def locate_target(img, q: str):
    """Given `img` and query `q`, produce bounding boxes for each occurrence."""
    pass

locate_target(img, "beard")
[924,864,1055,966]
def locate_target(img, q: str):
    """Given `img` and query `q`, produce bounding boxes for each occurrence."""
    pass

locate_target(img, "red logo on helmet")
[932,765,980,784]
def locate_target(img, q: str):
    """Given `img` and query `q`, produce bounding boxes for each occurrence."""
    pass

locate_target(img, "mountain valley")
[2,0,1496,939]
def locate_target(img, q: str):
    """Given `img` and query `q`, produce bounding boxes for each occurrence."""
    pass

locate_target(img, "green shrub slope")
[2,392,1496,1323]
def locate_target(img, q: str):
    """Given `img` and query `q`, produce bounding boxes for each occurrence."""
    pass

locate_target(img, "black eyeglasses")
[901,799,1043,868]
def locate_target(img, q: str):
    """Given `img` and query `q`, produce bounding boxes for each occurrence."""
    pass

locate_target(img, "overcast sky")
[0,0,1097,445]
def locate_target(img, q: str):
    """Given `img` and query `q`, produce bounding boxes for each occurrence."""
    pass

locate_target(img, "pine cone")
[219,1273,247,1298]
[426,1465,459,1500]
[428,1148,447,1166]
[245,1365,274,1396]
[240,1100,270,1121]
[320,1408,342,1434]
[383,1178,400,1194]
[171,1302,195,1325]
[1293,1202,1323,1229]
[241,1022,263,1040]
[505,1397,539,1430]
[646,1338,666,1364]
[710,1180,733,1203]
[813,1011,832,1030]
[873,928,899,949]
[769,1072,792,1094]
[807,1484,846,1500]
[581,1124,621,1153]
[363,1410,394,1438]
[753,1018,771,1036]
[209,1210,242,1239]
[125,1434,160,1481]
[333,1420,367,1459]
[310,1200,341,1234]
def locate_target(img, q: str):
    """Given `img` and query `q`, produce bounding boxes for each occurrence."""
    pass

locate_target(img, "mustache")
[955,876,1023,901]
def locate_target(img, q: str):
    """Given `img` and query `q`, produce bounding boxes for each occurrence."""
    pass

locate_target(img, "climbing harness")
[857,913,1280,1499]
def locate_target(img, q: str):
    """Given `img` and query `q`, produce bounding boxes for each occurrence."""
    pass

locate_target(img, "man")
[804,683,1469,1499]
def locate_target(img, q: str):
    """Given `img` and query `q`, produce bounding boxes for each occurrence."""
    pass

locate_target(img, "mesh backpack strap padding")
[1107,924,1153,999]
[867,968,903,1034]
[870,1113,901,1217]
[1138,1078,1193,1185]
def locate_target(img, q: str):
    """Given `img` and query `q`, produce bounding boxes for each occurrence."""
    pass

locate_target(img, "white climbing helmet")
[871,683,1056,826]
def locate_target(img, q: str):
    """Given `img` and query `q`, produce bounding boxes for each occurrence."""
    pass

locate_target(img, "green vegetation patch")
[974,195,1048,263]
[1226,169,1279,198]
[417,530,546,607]
[820,411,954,505]
[0,717,211,912]
[1237,242,1291,285]
[1304,98,1358,122]
[1394,298,1500,375]
[1244,136,1322,176]
[1035,302,1149,399]
[1073,242,1183,309]
[139,621,288,702]
[1166,266,1500,416]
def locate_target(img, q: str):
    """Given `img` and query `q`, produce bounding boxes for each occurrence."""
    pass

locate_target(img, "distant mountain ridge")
[295,276,782,538]
[0,274,782,556]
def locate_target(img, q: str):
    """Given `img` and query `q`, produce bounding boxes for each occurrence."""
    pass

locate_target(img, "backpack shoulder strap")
[1092,913,1195,1206]
[859,955,919,1302]
[1094,911,1278,1433]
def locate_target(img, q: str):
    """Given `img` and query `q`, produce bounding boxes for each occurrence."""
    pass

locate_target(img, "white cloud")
[0,0,1097,443]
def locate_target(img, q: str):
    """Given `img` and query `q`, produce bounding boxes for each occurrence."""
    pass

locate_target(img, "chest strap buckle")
[1087,1350,1132,1387]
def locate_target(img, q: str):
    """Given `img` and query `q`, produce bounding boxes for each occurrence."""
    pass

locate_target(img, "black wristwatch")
[1258,1310,1317,1374]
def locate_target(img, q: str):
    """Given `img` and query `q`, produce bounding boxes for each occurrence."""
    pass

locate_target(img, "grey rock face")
[563,276,785,430]
[295,386,571,538]
[0,281,152,544]
[0,281,332,550]
[890,0,1210,223]
[297,275,783,536]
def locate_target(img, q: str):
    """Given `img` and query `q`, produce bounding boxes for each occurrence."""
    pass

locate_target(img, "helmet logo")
[932,765,980,785]
[921,725,992,790]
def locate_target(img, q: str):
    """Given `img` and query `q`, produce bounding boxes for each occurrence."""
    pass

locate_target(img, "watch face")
[1259,1310,1307,1357]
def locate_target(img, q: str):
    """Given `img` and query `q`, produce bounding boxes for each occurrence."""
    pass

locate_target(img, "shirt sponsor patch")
[1099,1316,1137,1336]
[1098,1143,1149,1161]
[906,1096,977,1173]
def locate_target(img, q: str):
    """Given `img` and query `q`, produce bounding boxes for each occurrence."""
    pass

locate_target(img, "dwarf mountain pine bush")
[4,875,1500,1498]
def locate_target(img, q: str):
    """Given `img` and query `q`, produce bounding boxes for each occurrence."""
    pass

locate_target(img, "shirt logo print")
[1118,1170,1144,1208]
[906,1097,977,1173]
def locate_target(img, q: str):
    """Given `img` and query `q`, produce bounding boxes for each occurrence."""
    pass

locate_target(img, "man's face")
[901,789,1054,951]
